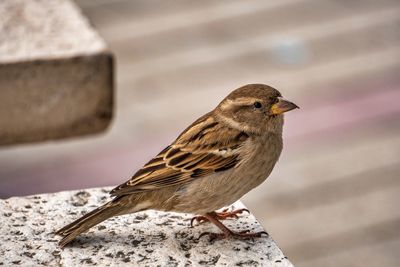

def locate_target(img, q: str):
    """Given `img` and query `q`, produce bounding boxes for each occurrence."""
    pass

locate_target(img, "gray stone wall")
[0,0,114,145]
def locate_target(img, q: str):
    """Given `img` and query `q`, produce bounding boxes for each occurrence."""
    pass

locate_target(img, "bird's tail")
[55,201,123,247]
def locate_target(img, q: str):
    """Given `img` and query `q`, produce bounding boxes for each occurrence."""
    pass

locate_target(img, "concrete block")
[0,187,293,266]
[0,0,113,145]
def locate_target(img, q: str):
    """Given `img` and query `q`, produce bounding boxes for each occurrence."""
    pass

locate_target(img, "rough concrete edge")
[0,50,115,147]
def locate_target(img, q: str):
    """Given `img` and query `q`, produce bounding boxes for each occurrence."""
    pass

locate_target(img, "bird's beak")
[270,97,299,115]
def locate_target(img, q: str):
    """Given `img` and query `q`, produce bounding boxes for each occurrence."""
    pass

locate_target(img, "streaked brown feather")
[110,114,248,197]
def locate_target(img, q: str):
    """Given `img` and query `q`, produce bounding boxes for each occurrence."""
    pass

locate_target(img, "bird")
[56,84,298,247]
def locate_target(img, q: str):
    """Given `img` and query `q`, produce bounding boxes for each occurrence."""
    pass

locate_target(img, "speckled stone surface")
[0,188,293,266]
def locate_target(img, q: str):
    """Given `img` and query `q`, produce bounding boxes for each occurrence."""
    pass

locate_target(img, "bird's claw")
[217,208,250,219]
[190,216,209,227]
[190,208,250,227]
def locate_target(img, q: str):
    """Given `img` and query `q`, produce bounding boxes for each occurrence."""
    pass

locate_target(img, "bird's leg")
[190,207,249,227]
[198,212,268,241]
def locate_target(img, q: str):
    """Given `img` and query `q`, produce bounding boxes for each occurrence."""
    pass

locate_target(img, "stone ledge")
[0,187,293,266]
[0,0,113,145]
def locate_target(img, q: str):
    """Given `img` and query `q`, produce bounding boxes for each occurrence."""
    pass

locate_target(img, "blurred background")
[1,0,400,266]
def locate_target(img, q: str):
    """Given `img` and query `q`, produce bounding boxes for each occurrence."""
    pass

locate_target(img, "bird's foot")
[199,229,268,241]
[217,208,250,220]
[190,208,250,227]
[196,211,267,241]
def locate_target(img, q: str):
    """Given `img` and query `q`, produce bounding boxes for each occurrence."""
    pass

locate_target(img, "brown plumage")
[56,84,298,247]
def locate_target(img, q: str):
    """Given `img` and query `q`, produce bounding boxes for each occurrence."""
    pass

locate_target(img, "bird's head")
[215,84,298,135]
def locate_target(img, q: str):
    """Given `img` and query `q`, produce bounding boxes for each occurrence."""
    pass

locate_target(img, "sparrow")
[56,84,298,247]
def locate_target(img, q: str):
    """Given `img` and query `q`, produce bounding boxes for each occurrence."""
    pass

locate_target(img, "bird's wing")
[110,113,248,197]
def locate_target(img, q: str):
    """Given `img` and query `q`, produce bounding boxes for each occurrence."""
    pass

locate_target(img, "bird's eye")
[254,102,262,109]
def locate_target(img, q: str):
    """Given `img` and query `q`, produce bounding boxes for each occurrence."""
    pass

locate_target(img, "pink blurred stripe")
[284,87,400,140]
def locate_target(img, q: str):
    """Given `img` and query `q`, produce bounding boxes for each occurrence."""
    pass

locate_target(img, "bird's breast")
[171,132,283,214]
[235,133,283,189]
